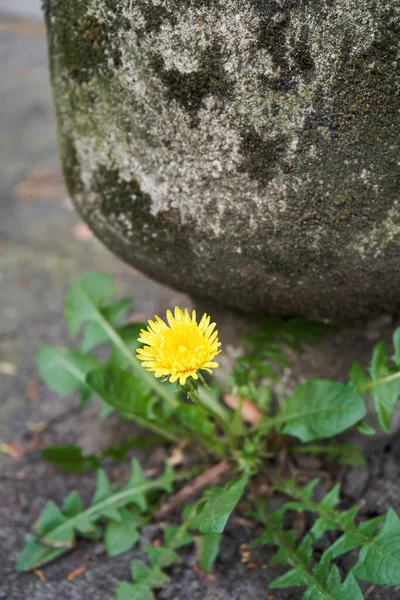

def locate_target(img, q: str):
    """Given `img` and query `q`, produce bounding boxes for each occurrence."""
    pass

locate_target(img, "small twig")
[66,566,87,581]
[155,460,232,519]
[34,569,46,582]
[365,584,376,598]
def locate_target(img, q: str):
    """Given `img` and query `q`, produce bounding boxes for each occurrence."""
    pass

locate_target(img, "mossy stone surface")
[45,0,400,319]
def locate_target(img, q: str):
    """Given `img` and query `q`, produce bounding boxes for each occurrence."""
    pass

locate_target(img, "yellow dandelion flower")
[136,307,221,386]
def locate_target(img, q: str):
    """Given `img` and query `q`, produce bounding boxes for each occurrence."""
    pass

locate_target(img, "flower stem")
[187,387,236,449]
[97,312,179,409]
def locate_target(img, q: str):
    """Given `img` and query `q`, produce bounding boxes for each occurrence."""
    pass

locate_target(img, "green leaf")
[255,491,370,600]
[309,486,343,539]
[244,316,329,352]
[42,437,163,474]
[105,509,141,556]
[91,469,121,522]
[87,366,156,420]
[143,545,180,568]
[326,516,384,561]
[109,323,143,368]
[92,469,113,503]
[197,533,222,572]
[238,317,331,387]
[115,582,154,600]
[15,540,66,572]
[131,560,169,586]
[272,478,382,551]
[126,458,149,511]
[65,271,117,335]
[335,574,363,600]
[335,445,366,466]
[191,476,248,534]
[356,421,376,436]
[277,380,366,442]
[36,346,99,403]
[16,501,74,571]
[353,509,400,585]
[176,403,225,455]
[163,526,193,550]
[104,436,165,460]
[34,501,66,536]
[369,341,400,433]
[81,298,133,352]
[16,462,176,571]
[64,273,179,417]
[283,534,312,568]
[294,441,366,466]
[394,328,400,367]
[349,361,371,393]
[100,399,115,419]
[41,445,100,473]
[177,404,216,439]
[259,497,364,599]
[303,570,363,600]
[268,567,304,588]
[63,492,84,517]
[255,384,273,412]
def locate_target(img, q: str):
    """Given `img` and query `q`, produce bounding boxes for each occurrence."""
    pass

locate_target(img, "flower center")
[154,324,210,372]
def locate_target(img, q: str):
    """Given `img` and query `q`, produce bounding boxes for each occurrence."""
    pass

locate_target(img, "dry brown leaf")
[30,433,44,450]
[143,468,160,477]
[193,565,216,582]
[71,222,95,241]
[247,562,262,569]
[34,569,46,582]
[232,516,257,529]
[0,362,17,375]
[66,566,87,582]
[223,393,263,426]
[168,444,186,467]
[26,380,39,402]
[26,421,47,433]
[239,543,252,563]
[0,442,24,461]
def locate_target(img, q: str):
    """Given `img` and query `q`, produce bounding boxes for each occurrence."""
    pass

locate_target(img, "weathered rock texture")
[45,0,400,320]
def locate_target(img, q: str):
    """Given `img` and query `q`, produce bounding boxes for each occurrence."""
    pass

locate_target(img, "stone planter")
[44,0,400,319]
